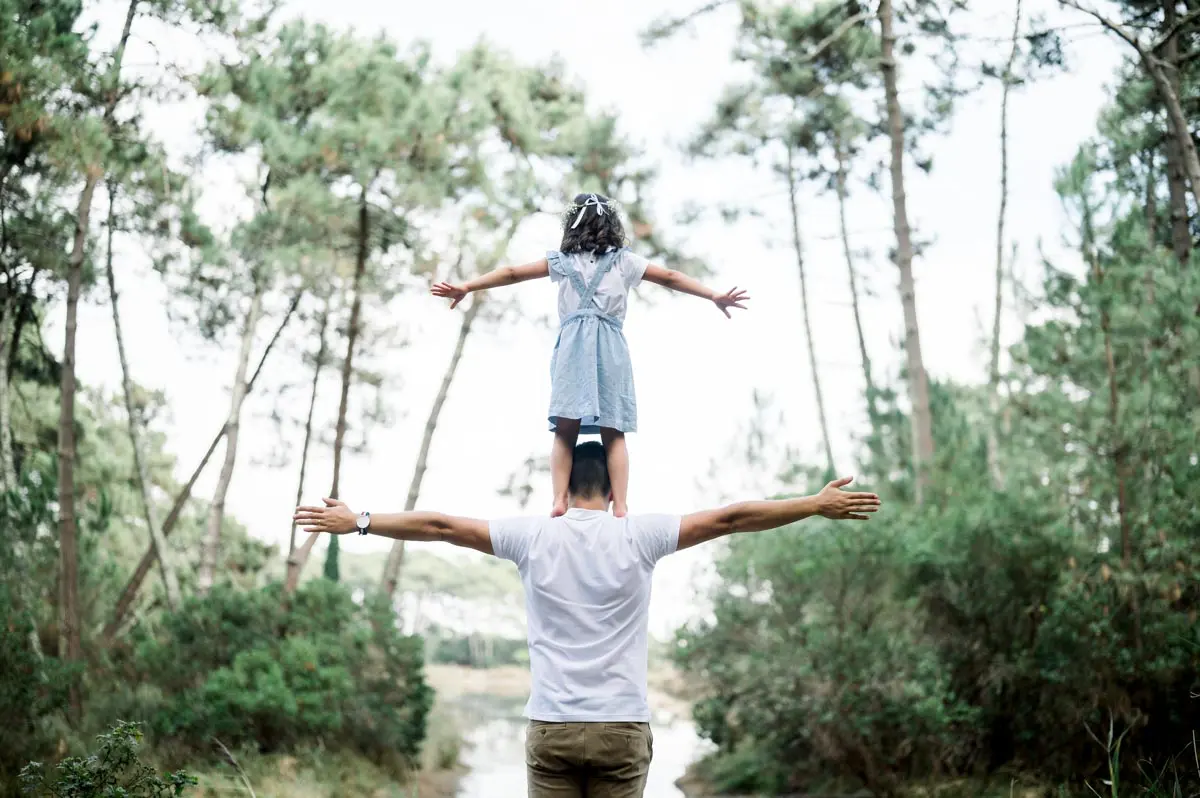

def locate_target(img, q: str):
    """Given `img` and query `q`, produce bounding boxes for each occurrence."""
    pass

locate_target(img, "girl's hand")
[432,282,468,309]
[713,286,750,319]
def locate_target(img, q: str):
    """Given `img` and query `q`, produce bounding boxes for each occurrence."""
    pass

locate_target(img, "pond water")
[450,693,709,797]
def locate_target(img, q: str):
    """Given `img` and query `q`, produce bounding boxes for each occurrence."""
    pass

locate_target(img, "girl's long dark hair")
[559,193,627,254]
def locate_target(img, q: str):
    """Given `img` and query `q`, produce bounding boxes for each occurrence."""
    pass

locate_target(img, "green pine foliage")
[322,535,340,581]
[5,0,1200,795]
[19,722,195,798]
[667,2,1200,794]
[676,118,1200,798]
[112,580,431,771]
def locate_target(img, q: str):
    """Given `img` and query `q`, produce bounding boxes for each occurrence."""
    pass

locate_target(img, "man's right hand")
[678,477,883,551]
[816,477,881,520]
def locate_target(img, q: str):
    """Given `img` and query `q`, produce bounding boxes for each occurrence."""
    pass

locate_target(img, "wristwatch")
[356,511,371,535]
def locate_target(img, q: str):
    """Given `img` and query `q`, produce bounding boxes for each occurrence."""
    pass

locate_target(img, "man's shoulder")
[493,511,680,529]
[490,515,544,529]
[623,512,682,529]
[488,515,545,563]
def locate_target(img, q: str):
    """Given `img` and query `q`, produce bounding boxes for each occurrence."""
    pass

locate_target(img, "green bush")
[909,488,1200,775]
[0,584,72,793]
[681,472,1200,790]
[680,463,1200,793]
[694,738,792,795]
[19,722,194,797]
[677,515,981,794]
[114,581,431,771]
[0,477,73,795]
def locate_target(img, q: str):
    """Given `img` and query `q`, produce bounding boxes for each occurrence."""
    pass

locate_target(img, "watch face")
[356,514,368,529]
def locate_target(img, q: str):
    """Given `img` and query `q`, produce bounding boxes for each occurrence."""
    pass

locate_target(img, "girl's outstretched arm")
[642,264,750,319]
[432,258,550,309]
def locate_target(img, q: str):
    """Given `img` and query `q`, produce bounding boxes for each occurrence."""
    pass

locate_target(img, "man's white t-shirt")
[490,508,680,722]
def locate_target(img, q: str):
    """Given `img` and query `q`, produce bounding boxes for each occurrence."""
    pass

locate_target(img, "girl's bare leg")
[551,418,581,517]
[601,427,629,517]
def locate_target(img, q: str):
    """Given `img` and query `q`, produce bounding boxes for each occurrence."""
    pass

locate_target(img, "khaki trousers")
[525,721,653,797]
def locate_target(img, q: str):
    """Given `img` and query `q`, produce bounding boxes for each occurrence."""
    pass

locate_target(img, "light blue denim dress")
[547,249,638,435]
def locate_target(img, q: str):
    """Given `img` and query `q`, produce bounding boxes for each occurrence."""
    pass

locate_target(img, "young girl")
[432,193,749,517]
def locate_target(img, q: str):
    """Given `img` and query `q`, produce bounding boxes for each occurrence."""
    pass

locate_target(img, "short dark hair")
[559,193,627,255]
[568,441,611,499]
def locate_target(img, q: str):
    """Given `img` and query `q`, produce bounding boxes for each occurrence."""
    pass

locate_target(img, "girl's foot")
[551,497,568,518]
[613,502,628,518]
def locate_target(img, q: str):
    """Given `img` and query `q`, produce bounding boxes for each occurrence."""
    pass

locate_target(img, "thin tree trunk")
[321,194,372,584]
[287,186,371,594]
[105,426,221,640]
[1104,321,1130,570]
[197,164,274,595]
[1146,154,1159,262]
[58,171,97,717]
[833,139,877,423]
[987,0,1022,492]
[58,0,140,716]
[1100,264,1139,650]
[1155,2,1200,398]
[104,188,181,610]
[0,302,14,493]
[1161,136,1191,265]
[288,300,330,560]
[103,294,298,639]
[879,0,935,504]
[196,281,264,594]
[1083,201,1139,649]
[1162,137,1191,264]
[381,299,482,599]
[1144,154,1159,362]
[379,222,517,599]
[1146,152,1160,299]
[785,145,836,477]
[1147,61,1200,210]
[332,193,370,501]
[1160,0,1193,266]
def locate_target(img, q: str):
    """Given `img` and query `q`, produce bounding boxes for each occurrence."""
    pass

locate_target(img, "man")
[293,441,881,798]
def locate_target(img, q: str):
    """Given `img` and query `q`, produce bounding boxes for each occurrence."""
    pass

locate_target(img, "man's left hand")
[294,498,356,534]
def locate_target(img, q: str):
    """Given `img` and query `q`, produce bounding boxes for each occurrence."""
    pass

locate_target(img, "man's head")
[568,441,611,507]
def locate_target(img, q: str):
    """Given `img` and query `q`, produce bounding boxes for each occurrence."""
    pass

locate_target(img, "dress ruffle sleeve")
[546,250,569,283]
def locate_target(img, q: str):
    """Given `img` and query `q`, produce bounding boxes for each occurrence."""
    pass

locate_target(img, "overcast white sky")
[60,0,1122,636]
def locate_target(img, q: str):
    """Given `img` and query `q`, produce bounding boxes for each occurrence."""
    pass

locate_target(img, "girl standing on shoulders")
[432,193,749,517]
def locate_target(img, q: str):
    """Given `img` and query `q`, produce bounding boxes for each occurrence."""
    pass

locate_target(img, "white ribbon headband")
[569,194,616,229]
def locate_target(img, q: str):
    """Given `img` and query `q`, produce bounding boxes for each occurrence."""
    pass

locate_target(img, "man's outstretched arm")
[677,477,881,551]
[293,498,493,555]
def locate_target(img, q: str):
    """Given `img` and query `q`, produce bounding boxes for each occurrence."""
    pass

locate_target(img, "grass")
[421,697,465,774]
[183,700,465,798]
[187,748,460,798]
[677,744,1200,798]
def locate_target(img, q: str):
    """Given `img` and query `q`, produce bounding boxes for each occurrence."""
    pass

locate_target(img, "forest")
[2,0,1199,796]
